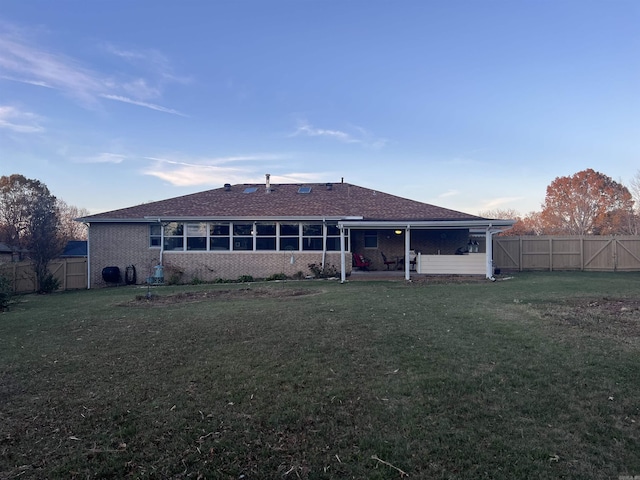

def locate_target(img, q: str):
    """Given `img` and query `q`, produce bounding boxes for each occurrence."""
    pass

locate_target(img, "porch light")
[394,230,402,235]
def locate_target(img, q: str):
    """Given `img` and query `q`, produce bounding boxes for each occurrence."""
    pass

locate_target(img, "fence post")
[519,237,523,272]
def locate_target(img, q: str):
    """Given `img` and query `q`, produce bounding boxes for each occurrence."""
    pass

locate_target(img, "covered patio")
[338,219,514,282]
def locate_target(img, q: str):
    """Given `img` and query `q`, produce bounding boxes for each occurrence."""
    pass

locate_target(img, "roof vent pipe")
[265,173,271,193]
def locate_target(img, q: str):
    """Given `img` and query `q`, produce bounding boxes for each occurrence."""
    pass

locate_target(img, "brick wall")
[89,223,160,287]
[163,251,345,282]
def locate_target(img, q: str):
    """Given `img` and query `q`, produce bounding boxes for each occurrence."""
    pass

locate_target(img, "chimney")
[265,173,271,193]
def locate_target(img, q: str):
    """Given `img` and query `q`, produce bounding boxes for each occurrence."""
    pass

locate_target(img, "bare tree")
[57,199,89,241]
[28,193,64,292]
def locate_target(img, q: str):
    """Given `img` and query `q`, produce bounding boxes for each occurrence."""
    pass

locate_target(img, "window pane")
[210,223,230,236]
[187,237,207,250]
[150,225,161,248]
[303,224,322,236]
[186,223,207,236]
[164,237,184,250]
[280,223,299,236]
[326,224,340,236]
[326,237,340,251]
[280,238,299,251]
[256,237,276,250]
[233,223,253,236]
[164,222,183,236]
[210,238,230,250]
[364,230,377,248]
[256,223,276,235]
[303,237,323,251]
[233,238,253,250]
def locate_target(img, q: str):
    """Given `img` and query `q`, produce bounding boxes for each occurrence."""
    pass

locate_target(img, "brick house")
[78,179,514,287]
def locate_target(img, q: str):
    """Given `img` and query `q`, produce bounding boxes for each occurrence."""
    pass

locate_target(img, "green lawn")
[1,272,639,479]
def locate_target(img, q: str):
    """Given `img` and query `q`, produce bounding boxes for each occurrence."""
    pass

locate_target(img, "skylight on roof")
[297,186,312,194]
[243,187,258,193]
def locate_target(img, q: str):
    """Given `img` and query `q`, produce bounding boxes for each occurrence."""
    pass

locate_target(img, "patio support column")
[339,225,346,283]
[485,227,495,280]
[404,226,411,281]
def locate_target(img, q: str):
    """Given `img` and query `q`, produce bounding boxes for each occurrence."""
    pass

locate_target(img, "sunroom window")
[280,223,299,251]
[209,222,230,250]
[233,222,253,251]
[326,223,347,251]
[256,222,276,250]
[154,221,351,253]
[164,222,184,251]
[186,223,207,251]
[302,223,323,251]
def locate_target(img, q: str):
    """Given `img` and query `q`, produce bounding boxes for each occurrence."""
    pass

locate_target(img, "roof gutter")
[338,219,515,230]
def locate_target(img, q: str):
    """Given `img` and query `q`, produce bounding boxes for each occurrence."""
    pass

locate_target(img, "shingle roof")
[82,182,485,222]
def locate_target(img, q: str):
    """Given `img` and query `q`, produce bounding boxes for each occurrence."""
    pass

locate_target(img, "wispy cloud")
[290,120,387,149]
[438,189,460,198]
[481,197,525,209]
[141,154,292,187]
[100,95,187,116]
[0,23,186,115]
[0,105,44,133]
[75,152,127,164]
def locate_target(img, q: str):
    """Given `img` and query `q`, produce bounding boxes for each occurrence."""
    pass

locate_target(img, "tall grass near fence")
[1,272,639,479]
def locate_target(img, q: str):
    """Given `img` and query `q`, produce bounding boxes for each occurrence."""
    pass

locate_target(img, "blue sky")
[1,1,638,216]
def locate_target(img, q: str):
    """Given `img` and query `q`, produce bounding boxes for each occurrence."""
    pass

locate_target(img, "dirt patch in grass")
[536,297,640,345]
[128,287,321,306]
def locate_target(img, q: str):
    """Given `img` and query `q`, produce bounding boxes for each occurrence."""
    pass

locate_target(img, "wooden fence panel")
[493,236,640,272]
[0,258,87,293]
[62,258,88,289]
[551,238,582,270]
[521,237,551,270]
[493,237,520,270]
[613,237,640,271]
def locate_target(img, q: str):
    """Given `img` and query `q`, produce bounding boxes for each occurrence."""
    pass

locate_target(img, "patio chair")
[352,253,371,271]
[397,251,418,271]
[381,251,396,270]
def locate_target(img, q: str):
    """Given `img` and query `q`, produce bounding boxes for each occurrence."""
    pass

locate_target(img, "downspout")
[158,219,164,265]
[321,217,327,269]
[339,225,346,283]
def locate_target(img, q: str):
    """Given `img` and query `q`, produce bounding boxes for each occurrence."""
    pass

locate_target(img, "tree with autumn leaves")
[482,169,637,236]
[541,169,634,235]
